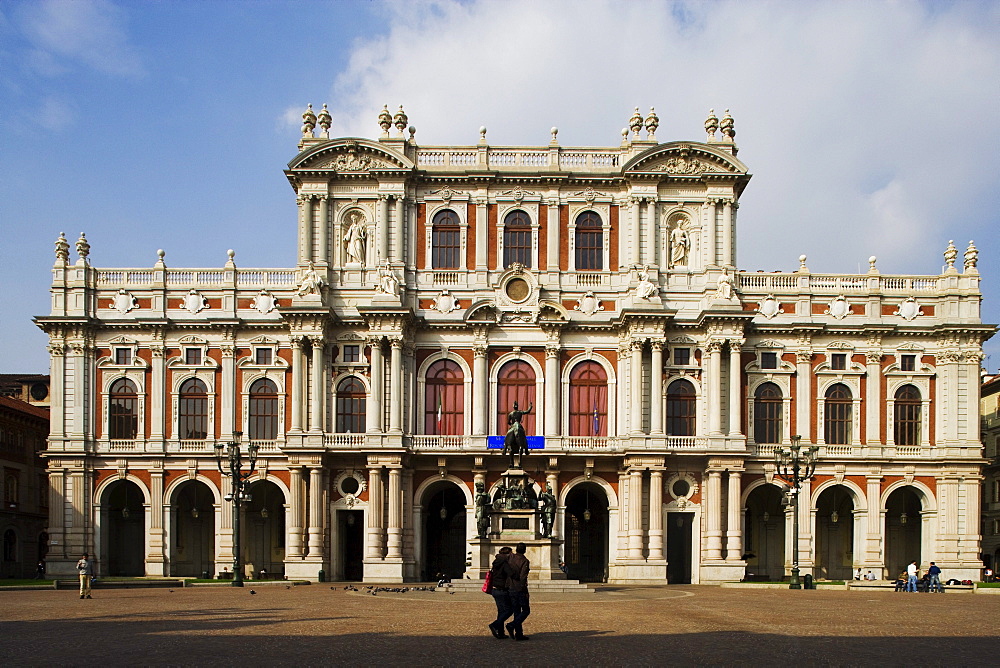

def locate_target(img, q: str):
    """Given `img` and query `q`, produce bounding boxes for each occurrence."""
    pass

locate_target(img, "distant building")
[35,106,994,582]
[0,374,51,408]
[0,394,50,578]
[980,374,1000,574]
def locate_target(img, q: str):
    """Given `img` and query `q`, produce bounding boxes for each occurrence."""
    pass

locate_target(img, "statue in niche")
[343,210,367,265]
[296,260,325,297]
[474,481,491,538]
[538,483,556,538]
[502,400,534,469]
[670,223,690,268]
[636,265,657,301]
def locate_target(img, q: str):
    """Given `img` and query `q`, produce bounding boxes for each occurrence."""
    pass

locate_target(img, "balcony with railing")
[324,433,365,449]
[94,267,297,289]
[562,436,619,452]
[413,146,623,173]
[409,435,472,452]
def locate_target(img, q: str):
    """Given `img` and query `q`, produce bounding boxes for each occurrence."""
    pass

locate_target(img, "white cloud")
[14,0,143,77]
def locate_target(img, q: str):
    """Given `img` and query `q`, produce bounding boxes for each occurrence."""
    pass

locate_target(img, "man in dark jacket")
[488,547,514,639]
[506,542,531,640]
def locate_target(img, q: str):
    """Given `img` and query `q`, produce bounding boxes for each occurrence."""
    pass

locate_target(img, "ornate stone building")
[980,374,1000,575]
[36,105,993,583]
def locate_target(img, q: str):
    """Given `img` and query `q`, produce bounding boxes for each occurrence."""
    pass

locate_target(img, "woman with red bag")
[486,546,514,639]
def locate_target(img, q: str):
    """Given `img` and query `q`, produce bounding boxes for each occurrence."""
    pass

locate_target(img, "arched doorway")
[815,485,855,580]
[564,483,609,582]
[170,481,215,577]
[744,484,786,580]
[422,482,467,581]
[885,486,922,577]
[244,480,285,579]
[102,480,145,576]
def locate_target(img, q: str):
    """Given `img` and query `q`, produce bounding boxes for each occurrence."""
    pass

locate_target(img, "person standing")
[77,553,93,599]
[488,547,514,640]
[906,560,919,593]
[506,543,531,641]
[927,562,943,593]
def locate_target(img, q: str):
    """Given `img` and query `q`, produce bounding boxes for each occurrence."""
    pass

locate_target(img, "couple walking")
[488,543,530,641]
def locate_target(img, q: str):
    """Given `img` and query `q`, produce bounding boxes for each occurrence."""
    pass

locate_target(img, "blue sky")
[1,0,998,373]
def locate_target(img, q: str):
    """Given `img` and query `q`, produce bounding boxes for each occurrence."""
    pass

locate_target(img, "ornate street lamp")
[214,431,258,587]
[774,434,818,590]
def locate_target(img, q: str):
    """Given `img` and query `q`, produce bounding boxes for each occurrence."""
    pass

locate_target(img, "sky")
[1,0,998,374]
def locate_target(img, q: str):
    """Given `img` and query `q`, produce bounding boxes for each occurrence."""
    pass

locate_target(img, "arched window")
[248,379,279,440]
[753,382,782,444]
[568,361,608,436]
[503,210,532,268]
[824,383,852,445]
[109,378,138,440]
[496,360,536,435]
[431,209,461,269]
[335,377,366,434]
[574,212,603,271]
[178,378,208,440]
[424,360,464,435]
[666,379,696,436]
[894,385,921,446]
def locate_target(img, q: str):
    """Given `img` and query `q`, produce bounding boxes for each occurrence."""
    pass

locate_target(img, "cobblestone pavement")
[2,584,999,665]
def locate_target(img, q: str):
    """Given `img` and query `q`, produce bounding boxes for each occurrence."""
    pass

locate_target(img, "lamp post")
[774,435,818,590]
[215,431,259,587]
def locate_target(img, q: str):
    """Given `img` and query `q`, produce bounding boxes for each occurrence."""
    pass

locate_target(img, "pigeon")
[169,590,174,593]
[286,585,291,590]
[331,587,337,590]
[249,589,257,595]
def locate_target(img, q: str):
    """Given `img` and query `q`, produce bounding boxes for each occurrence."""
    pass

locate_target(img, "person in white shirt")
[865,570,876,581]
[906,561,919,592]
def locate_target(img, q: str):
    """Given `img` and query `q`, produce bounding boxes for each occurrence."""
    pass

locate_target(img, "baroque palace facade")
[36,106,992,583]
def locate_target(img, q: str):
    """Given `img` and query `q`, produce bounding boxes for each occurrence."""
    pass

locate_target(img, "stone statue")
[344,211,367,265]
[502,400,533,469]
[492,483,507,512]
[636,265,656,300]
[474,481,491,538]
[296,261,325,297]
[375,261,399,296]
[715,268,735,301]
[538,483,556,538]
[670,225,689,267]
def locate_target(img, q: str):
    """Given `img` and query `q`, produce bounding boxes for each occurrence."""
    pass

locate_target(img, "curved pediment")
[623,142,748,176]
[288,138,414,172]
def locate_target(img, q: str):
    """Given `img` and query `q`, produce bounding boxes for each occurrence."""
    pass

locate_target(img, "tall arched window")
[248,378,279,440]
[753,382,782,444]
[335,377,366,434]
[431,209,461,269]
[894,384,921,446]
[424,360,464,435]
[574,212,603,271]
[568,361,608,436]
[503,210,532,268]
[496,360,536,435]
[178,378,208,440]
[824,383,852,445]
[108,378,138,440]
[666,379,696,436]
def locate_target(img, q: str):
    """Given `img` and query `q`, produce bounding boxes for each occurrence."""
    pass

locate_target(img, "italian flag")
[436,394,443,431]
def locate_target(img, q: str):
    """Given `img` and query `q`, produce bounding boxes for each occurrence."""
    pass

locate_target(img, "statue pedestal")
[468,535,566,581]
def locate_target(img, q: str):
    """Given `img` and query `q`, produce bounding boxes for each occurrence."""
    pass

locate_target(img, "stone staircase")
[444,578,595,594]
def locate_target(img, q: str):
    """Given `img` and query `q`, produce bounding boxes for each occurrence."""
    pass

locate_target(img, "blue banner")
[487,435,545,450]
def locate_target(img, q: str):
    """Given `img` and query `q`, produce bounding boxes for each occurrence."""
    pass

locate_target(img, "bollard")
[318,569,325,582]
[803,573,814,589]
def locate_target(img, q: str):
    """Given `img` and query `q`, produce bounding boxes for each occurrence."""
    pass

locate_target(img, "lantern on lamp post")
[774,435,819,590]
[214,431,259,587]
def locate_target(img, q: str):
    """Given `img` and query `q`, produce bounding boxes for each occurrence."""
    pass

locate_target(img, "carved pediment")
[623,142,747,177]
[290,139,412,172]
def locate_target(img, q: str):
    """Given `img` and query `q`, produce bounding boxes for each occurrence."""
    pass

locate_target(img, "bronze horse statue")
[502,401,533,469]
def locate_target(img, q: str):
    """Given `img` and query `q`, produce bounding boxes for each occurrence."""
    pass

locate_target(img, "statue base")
[467,536,566,581]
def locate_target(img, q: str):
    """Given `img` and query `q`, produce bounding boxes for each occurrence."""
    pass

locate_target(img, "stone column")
[287,467,304,558]
[308,467,323,556]
[149,344,165,444]
[389,339,403,433]
[546,199,560,273]
[545,345,560,436]
[706,470,724,560]
[630,197,641,267]
[475,197,487,277]
[378,194,390,263]
[310,336,324,433]
[290,339,303,432]
[317,195,330,265]
[865,474,882,570]
[721,199,733,267]
[865,350,882,444]
[708,341,723,435]
[386,466,402,559]
[728,341,743,436]
[650,341,664,434]
[704,199,718,266]
[220,344,235,438]
[366,466,384,559]
[630,340,644,435]
[648,469,664,560]
[726,471,743,561]
[147,470,165,574]
[627,467,644,559]
[546,471,560,540]
[472,345,488,436]
[298,195,314,264]
[645,198,657,267]
[392,196,404,264]
[368,338,383,433]
[795,350,811,443]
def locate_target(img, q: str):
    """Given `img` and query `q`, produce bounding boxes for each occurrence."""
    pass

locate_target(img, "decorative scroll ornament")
[574,291,605,316]
[758,295,783,319]
[825,295,852,319]
[112,289,138,314]
[184,290,208,314]
[894,297,923,321]
[251,290,276,314]
[434,290,460,314]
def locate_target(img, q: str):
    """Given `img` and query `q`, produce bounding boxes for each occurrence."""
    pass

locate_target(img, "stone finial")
[550,126,559,143]
[75,232,90,264]
[408,126,416,141]
[479,125,487,143]
[964,240,979,274]
[705,109,719,140]
[644,107,659,140]
[393,105,408,134]
[155,249,166,268]
[621,127,629,144]
[301,104,316,137]
[868,255,878,274]
[720,109,735,140]
[378,105,392,135]
[317,104,332,137]
[798,254,809,272]
[226,249,236,269]
[54,232,69,264]
[629,107,643,138]
[944,239,958,272]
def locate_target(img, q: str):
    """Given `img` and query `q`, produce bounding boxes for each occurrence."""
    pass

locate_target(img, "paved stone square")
[1,585,999,665]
